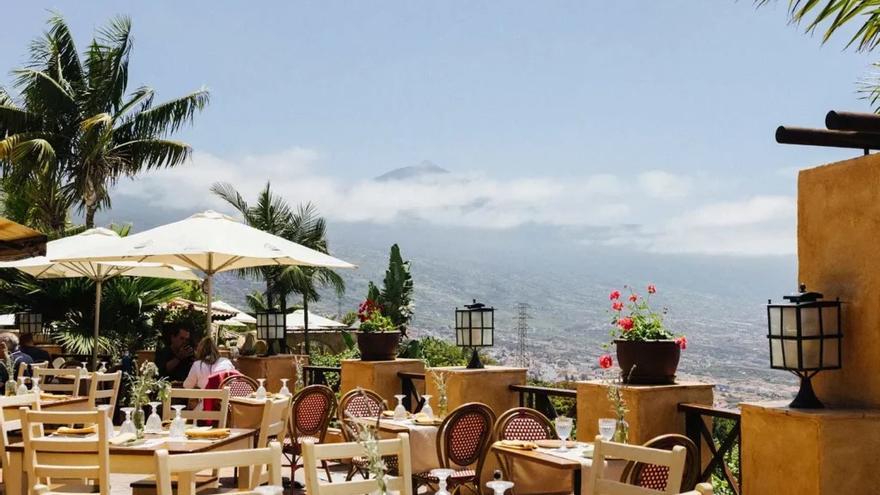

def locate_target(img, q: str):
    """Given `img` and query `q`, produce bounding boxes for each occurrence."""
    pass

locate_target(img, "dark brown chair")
[282,384,336,483]
[338,388,396,480]
[620,433,700,492]
[413,402,496,495]
[219,374,259,398]
[492,407,556,493]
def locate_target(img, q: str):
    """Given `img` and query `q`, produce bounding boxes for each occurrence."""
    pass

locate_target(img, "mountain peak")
[375,160,450,182]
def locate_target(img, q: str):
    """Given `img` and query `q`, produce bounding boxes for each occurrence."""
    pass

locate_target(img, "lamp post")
[767,284,842,408]
[256,310,287,356]
[15,312,45,342]
[455,300,494,369]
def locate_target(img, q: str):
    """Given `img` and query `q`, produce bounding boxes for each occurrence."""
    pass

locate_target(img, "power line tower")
[514,302,532,368]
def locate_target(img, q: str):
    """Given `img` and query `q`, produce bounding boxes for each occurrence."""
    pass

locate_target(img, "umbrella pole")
[205,273,214,340]
[91,279,102,370]
[303,295,310,357]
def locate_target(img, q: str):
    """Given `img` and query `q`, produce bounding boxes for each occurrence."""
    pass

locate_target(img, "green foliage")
[358,310,397,333]
[340,311,358,326]
[151,304,207,344]
[758,1,880,52]
[0,13,209,232]
[710,417,741,495]
[526,377,578,418]
[608,286,675,342]
[402,336,471,367]
[364,244,413,333]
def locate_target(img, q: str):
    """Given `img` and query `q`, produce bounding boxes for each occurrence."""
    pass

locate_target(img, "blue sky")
[0,1,875,255]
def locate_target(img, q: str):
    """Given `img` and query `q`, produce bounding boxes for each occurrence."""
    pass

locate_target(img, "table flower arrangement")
[126,361,170,438]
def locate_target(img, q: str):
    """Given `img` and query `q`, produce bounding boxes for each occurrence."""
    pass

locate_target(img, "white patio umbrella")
[61,210,356,336]
[0,228,199,366]
[286,309,347,330]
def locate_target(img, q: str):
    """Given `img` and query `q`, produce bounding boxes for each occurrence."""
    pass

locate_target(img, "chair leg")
[322,459,332,482]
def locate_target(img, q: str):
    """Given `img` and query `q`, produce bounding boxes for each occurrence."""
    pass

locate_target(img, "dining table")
[4,427,258,495]
[353,416,441,473]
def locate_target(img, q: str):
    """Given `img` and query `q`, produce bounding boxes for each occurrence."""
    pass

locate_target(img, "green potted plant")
[355,300,400,361]
[604,284,687,384]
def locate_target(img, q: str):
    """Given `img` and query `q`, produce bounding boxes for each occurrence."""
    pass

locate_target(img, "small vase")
[613,418,629,443]
[5,379,16,396]
[134,408,146,439]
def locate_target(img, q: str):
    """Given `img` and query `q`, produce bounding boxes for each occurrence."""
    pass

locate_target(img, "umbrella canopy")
[0,228,199,366]
[286,309,347,330]
[61,210,356,334]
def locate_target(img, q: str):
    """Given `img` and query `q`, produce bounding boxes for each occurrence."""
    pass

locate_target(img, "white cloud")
[113,147,796,256]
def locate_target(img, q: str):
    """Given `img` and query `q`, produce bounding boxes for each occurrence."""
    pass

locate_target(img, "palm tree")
[211,182,345,352]
[0,14,209,232]
[759,1,880,52]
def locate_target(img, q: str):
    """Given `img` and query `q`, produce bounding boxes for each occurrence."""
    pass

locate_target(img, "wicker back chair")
[219,374,259,398]
[282,384,336,482]
[339,388,395,480]
[492,407,554,491]
[619,434,700,493]
[413,402,496,495]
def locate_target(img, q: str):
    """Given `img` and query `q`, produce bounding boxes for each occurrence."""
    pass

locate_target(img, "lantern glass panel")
[782,307,798,336]
[784,340,799,368]
[802,340,821,368]
[769,307,781,336]
[801,306,821,337]
[822,306,840,336]
[823,339,840,367]
[770,339,783,367]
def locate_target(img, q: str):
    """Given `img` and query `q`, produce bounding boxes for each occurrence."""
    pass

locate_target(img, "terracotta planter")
[356,331,400,361]
[615,339,680,385]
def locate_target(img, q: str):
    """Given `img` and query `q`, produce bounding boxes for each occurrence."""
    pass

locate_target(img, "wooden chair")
[0,394,41,478]
[620,434,701,493]
[413,402,496,495]
[86,371,122,410]
[155,442,283,495]
[303,433,414,495]
[220,374,259,398]
[256,396,292,449]
[282,384,336,483]
[679,484,713,495]
[492,407,555,492]
[338,388,393,480]
[34,368,83,396]
[589,435,686,495]
[162,387,230,427]
[21,408,110,495]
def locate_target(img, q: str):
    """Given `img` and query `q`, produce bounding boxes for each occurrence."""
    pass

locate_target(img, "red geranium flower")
[647,284,656,294]
[609,290,620,301]
[618,317,634,331]
[612,301,624,312]
[629,293,638,302]
[357,299,379,322]
[675,336,688,350]
[598,354,614,369]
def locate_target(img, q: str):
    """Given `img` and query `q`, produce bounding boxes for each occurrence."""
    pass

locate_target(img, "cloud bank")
[114,148,795,256]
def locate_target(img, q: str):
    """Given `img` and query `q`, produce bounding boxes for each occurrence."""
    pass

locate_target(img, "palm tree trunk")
[85,204,97,229]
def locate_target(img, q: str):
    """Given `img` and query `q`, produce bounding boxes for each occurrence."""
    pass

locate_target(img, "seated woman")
[183,337,236,390]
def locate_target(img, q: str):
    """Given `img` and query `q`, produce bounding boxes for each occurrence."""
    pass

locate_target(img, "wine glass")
[598,418,617,441]
[98,405,115,437]
[80,361,88,373]
[421,395,434,419]
[393,394,407,420]
[119,407,137,436]
[255,378,267,400]
[279,378,291,397]
[145,402,163,433]
[16,376,27,396]
[98,361,108,373]
[431,468,455,495]
[486,480,514,495]
[170,405,186,438]
[554,416,574,452]
[31,376,40,396]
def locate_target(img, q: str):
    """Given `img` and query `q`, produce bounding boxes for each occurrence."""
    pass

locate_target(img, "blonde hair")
[194,337,221,365]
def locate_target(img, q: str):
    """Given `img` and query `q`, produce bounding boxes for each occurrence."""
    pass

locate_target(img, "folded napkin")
[40,392,69,400]
[109,433,137,445]
[55,424,96,436]
[185,428,230,439]
[498,439,538,450]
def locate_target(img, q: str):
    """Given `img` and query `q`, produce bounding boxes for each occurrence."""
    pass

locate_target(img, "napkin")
[40,392,69,400]
[185,428,231,439]
[498,439,538,450]
[55,424,97,436]
[109,433,137,445]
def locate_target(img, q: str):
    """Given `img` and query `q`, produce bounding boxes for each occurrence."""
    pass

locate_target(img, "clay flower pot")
[356,331,400,361]
[614,339,681,385]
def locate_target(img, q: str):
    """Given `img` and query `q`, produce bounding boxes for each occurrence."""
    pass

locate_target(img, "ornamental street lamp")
[15,312,46,343]
[767,284,842,409]
[256,310,287,355]
[455,300,494,369]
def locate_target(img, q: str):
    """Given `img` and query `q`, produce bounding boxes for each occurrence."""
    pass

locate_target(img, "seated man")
[18,333,50,362]
[0,332,34,382]
[155,326,195,383]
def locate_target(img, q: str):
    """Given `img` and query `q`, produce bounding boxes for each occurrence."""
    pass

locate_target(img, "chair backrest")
[589,435,686,495]
[31,361,49,370]
[21,408,110,495]
[493,407,553,442]
[155,442,283,495]
[290,384,336,442]
[257,396,292,448]
[219,373,258,397]
[34,367,83,395]
[620,434,700,492]
[162,388,230,428]
[302,433,413,495]
[438,402,496,471]
[0,394,41,474]
[16,359,29,379]
[338,388,385,441]
[87,371,122,410]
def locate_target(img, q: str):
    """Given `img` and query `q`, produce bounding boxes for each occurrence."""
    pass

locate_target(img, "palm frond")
[211,181,250,217]
[110,139,191,172]
[118,89,210,139]
[0,104,38,135]
[0,133,57,165]
[759,0,880,51]
[13,69,77,113]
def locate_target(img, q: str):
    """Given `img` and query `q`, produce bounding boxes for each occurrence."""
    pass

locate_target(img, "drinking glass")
[16,377,28,396]
[170,405,186,438]
[486,480,514,495]
[554,416,574,452]
[98,361,107,373]
[80,362,88,373]
[255,378,267,400]
[145,402,163,433]
[598,418,617,441]
[30,376,40,396]
[279,378,291,397]
[431,468,455,495]
[393,394,407,420]
[120,407,137,436]
[421,395,434,419]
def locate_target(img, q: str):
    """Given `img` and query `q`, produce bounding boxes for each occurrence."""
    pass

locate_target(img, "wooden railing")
[303,365,342,392]
[397,371,426,413]
[509,384,577,419]
[679,403,741,495]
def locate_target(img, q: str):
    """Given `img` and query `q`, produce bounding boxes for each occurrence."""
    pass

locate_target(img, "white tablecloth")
[535,443,626,494]
[374,418,440,473]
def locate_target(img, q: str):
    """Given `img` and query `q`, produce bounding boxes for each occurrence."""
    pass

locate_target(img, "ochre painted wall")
[799,154,880,407]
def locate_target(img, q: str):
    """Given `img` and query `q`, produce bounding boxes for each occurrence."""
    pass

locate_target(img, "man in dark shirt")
[18,333,50,362]
[155,327,194,382]
[0,332,34,382]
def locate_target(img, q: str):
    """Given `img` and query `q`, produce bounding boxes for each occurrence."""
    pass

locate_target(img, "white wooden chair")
[302,433,414,495]
[0,394,41,478]
[86,371,122,410]
[34,368,83,396]
[589,435,687,495]
[256,396,292,448]
[162,388,230,427]
[154,441,283,495]
[679,484,713,495]
[21,408,110,495]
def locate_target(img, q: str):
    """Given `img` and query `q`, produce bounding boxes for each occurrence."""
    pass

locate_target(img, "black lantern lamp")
[16,312,45,343]
[455,300,494,369]
[256,310,287,355]
[767,284,842,409]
